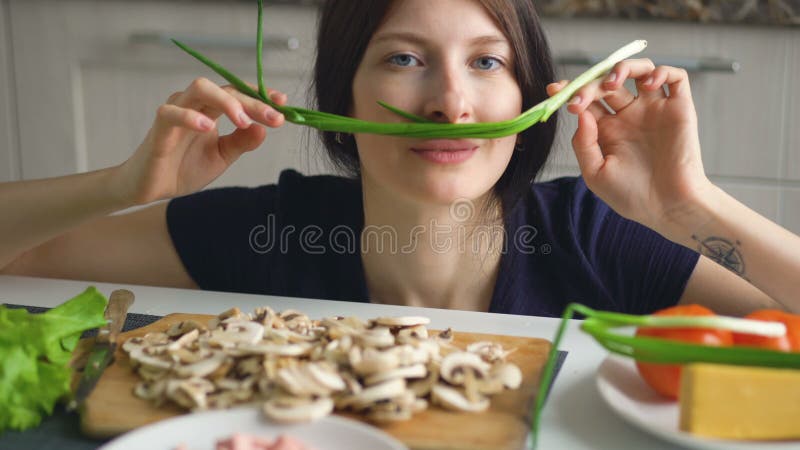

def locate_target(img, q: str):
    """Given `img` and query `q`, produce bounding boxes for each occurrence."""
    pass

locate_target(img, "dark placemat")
[0,304,568,450]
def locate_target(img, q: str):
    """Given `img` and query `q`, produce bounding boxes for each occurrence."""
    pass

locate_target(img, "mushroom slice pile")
[123,309,523,422]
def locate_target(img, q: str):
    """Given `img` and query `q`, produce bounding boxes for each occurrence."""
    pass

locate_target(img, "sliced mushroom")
[356,327,395,348]
[364,363,427,386]
[167,328,200,352]
[396,325,429,344]
[128,347,173,371]
[133,379,168,401]
[373,316,431,327]
[166,320,205,338]
[408,363,439,397]
[276,365,338,397]
[346,378,407,411]
[167,378,215,411]
[390,344,433,366]
[467,341,513,363]
[128,305,522,423]
[439,351,491,385]
[493,362,522,390]
[306,362,346,392]
[207,321,264,348]
[173,351,226,378]
[236,341,312,357]
[263,397,334,424]
[251,306,278,327]
[351,347,400,375]
[432,384,489,413]
[436,328,454,343]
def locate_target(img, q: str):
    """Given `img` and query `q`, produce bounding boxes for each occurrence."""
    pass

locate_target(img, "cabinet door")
[9,0,325,188]
[0,0,19,182]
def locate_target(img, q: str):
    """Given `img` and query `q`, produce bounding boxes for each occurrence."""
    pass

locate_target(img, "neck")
[359,177,504,312]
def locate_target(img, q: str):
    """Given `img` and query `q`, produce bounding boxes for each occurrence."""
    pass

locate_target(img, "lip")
[410,139,479,164]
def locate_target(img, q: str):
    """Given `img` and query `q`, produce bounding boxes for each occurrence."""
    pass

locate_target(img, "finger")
[587,100,610,119]
[223,85,286,127]
[546,80,569,97]
[177,78,255,129]
[166,91,183,105]
[217,125,268,166]
[640,65,692,100]
[603,58,657,92]
[598,75,636,113]
[567,78,613,115]
[153,104,216,135]
[572,111,604,178]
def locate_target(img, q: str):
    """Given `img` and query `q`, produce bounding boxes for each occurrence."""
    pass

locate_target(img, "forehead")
[372,0,509,46]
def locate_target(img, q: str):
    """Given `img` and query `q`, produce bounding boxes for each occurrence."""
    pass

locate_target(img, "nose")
[422,64,473,124]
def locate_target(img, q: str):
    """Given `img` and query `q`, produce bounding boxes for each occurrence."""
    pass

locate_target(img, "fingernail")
[606,72,617,83]
[239,112,253,127]
[198,117,214,130]
[643,77,654,86]
[265,109,282,121]
[569,96,582,106]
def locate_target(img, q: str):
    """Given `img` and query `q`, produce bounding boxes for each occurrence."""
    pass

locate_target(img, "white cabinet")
[0,0,19,182]
[7,0,323,188]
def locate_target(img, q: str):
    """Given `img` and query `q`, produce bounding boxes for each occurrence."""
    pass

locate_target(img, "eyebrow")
[372,31,510,48]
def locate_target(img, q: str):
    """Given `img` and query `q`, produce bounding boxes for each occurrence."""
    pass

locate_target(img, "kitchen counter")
[0,274,689,450]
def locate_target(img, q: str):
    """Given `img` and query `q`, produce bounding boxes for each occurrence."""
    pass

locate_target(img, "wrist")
[657,180,726,246]
[102,164,139,210]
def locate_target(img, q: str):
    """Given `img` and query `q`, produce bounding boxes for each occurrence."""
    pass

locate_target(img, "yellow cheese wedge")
[679,363,800,440]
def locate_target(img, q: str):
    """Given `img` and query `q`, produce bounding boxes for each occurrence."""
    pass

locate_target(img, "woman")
[1,0,797,316]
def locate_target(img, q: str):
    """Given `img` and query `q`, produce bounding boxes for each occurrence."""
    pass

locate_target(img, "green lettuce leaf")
[0,287,108,433]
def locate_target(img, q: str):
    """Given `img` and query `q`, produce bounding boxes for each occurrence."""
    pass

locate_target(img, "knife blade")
[70,289,135,408]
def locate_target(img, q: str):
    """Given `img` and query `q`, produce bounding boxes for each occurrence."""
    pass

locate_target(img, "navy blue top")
[166,169,699,317]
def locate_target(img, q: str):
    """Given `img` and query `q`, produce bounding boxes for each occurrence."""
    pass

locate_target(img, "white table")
[0,274,683,450]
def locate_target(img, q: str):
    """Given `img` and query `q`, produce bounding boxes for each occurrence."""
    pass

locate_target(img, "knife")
[70,289,135,409]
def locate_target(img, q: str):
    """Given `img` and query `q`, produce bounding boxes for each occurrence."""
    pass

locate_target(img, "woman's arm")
[1,78,287,285]
[671,183,799,313]
[548,60,800,314]
[3,201,198,289]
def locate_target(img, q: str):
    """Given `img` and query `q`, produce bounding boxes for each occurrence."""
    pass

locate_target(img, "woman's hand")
[115,78,287,206]
[547,59,713,234]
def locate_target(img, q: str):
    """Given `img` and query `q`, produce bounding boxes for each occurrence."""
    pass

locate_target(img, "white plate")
[596,356,800,450]
[99,408,408,450]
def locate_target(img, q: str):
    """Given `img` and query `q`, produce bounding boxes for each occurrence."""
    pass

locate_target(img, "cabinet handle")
[129,31,300,51]
[555,53,740,73]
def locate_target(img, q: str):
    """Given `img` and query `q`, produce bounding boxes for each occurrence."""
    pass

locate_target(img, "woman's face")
[352,0,522,208]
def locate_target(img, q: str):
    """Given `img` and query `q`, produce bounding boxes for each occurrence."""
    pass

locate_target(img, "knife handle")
[97,289,135,345]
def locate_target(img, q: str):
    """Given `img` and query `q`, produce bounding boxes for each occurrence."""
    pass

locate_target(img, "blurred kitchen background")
[1,0,799,232]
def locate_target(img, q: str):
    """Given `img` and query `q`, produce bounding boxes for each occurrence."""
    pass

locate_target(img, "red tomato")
[732,309,800,352]
[634,304,733,400]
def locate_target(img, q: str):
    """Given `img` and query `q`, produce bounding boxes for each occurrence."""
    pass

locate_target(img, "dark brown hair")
[312,0,558,216]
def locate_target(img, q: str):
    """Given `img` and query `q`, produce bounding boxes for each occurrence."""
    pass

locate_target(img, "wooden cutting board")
[79,313,552,450]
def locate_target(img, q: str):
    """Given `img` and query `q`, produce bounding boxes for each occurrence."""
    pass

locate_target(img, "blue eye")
[388,54,420,67]
[473,56,503,71]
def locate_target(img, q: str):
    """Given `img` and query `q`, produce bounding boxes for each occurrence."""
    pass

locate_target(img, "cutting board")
[80,313,552,450]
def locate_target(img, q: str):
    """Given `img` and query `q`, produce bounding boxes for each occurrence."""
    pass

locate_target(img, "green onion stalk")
[529,303,800,449]
[172,1,647,139]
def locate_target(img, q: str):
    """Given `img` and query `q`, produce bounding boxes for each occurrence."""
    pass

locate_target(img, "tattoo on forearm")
[691,235,748,279]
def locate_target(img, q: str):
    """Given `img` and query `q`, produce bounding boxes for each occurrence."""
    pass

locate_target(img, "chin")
[408,173,494,208]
